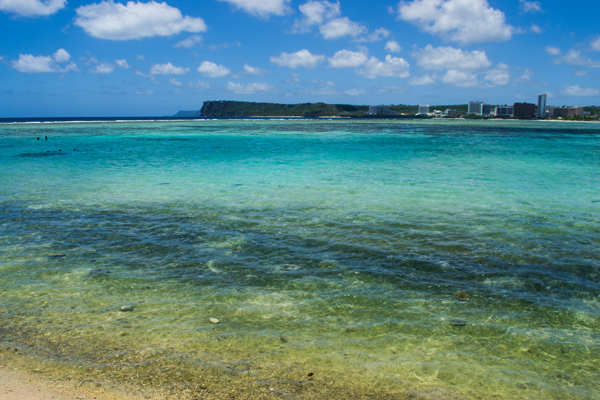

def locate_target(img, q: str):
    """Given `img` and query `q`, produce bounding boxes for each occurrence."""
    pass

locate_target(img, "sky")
[0,0,599,117]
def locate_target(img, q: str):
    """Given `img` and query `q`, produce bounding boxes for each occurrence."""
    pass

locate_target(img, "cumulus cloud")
[270,49,325,69]
[519,0,542,13]
[354,28,391,43]
[530,24,542,34]
[562,84,600,97]
[0,0,66,17]
[484,62,510,85]
[357,55,410,79]
[90,62,115,74]
[226,81,278,94]
[294,0,382,42]
[328,49,368,68]
[188,80,211,90]
[218,0,290,18]
[397,0,514,44]
[413,45,491,71]
[293,0,340,32]
[545,46,561,56]
[243,64,268,76]
[115,59,130,69]
[441,69,478,87]
[385,41,402,53]
[174,35,203,48]
[552,49,600,68]
[319,17,366,39]
[344,89,367,96]
[591,37,600,52]
[169,78,183,86]
[12,49,78,73]
[150,62,189,75]
[74,1,207,40]
[409,75,435,85]
[198,61,231,77]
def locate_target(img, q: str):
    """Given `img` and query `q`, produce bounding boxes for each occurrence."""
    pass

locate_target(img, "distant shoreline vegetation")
[176,101,464,118]
[176,101,600,120]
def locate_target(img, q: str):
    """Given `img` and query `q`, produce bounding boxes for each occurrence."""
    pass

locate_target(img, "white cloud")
[530,24,542,34]
[398,0,514,44]
[520,68,533,80]
[218,0,290,18]
[198,61,231,77]
[174,35,203,48]
[574,70,588,77]
[243,64,268,76]
[270,49,325,69]
[385,41,402,53]
[115,59,130,69]
[0,0,65,17]
[409,75,435,85]
[591,37,600,52]
[169,78,183,86]
[188,80,211,89]
[12,49,78,73]
[519,0,542,13]
[293,0,340,32]
[226,81,278,94]
[413,45,491,71]
[135,89,153,95]
[355,28,391,43]
[90,62,115,74]
[150,62,189,75]
[357,55,410,79]
[554,49,600,68]
[319,17,366,39]
[441,69,478,87]
[545,46,561,56]
[74,1,207,40]
[484,62,510,85]
[562,84,600,97]
[328,49,368,68]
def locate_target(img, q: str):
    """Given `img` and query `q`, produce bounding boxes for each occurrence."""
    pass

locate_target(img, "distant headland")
[175,100,600,121]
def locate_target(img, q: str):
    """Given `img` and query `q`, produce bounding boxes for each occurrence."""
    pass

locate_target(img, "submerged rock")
[120,305,134,312]
[88,269,111,277]
[455,290,470,301]
[48,253,65,259]
[318,259,339,268]
[450,320,468,327]
[209,318,220,324]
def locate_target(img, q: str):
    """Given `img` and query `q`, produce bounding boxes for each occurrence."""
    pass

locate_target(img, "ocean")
[0,119,599,399]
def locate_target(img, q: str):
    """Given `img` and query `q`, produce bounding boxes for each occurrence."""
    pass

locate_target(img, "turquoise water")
[1,119,599,399]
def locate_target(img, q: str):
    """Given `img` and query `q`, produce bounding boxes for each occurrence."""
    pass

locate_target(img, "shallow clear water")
[1,119,599,399]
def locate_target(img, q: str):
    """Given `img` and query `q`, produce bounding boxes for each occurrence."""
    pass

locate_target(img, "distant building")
[480,103,492,116]
[445,109,456,117]
[417,105,430,114]
[513,102,536,118]
[547,106,584,118]
[368,105,400,116]
[538,94,547,118]
[468,101,484,114]
[495,106,514,117]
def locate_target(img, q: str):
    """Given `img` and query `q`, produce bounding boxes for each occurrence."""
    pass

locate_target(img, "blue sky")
[1,0,599,116]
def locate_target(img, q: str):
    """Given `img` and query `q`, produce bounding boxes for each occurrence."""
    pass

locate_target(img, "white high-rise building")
[417,105,430,114]
[538,94,547,118]
[468,101,484,114]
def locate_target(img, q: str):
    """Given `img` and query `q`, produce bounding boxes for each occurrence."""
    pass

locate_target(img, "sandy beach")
[0,366,124,400]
